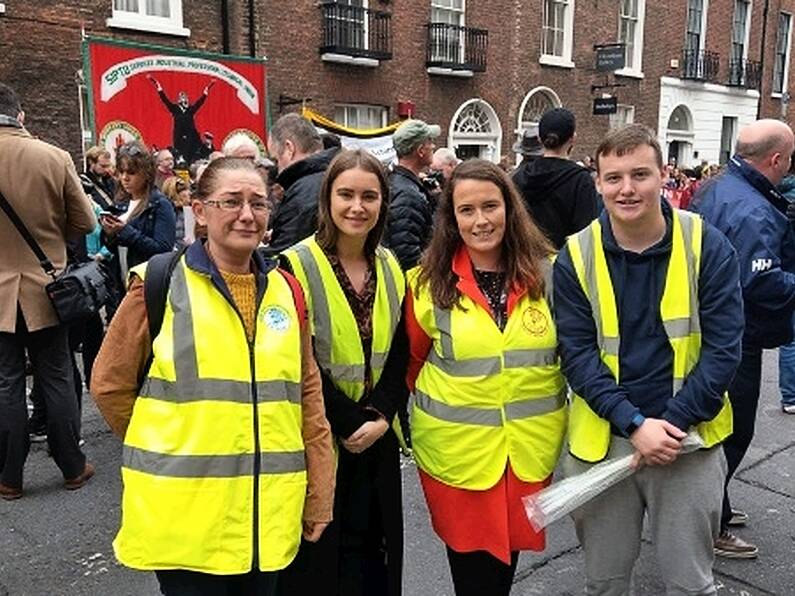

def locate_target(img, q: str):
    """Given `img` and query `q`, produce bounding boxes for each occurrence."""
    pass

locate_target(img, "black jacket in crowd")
[80,171,116,212]
[264,147,340,257]
[512,156,601,249]
[383,166,436,270]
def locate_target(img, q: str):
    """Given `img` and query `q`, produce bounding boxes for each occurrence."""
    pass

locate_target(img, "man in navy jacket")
[555,124,742,594]
[690,119,795,558]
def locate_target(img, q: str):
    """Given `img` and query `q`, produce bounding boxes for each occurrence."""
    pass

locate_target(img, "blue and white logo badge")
[262,305,291,332]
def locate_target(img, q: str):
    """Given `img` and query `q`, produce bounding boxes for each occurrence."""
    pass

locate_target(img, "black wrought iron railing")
[319,2,392,61]
[727,58,762,89]
[426,23,488,72]
[681,49,720,82]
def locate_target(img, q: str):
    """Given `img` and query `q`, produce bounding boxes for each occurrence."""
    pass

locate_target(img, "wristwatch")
[625,412,646,437]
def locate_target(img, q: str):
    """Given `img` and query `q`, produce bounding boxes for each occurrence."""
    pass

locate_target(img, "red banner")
[83,37,268,165]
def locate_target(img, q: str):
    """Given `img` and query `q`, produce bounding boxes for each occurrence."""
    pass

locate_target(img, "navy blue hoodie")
[553,200,743,436]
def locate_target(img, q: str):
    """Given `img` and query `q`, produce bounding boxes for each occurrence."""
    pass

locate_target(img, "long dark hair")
[416,159,553,309]
[316,149,390,257]
[114,140,156,218]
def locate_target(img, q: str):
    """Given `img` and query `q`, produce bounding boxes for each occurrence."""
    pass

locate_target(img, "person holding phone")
[100,141,176,275]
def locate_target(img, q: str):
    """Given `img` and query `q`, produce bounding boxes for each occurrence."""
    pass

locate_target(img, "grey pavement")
[1,352,793,595]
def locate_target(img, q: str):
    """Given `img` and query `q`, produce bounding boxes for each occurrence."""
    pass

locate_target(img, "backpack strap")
[139,248,184,387]
[144,248,185,341]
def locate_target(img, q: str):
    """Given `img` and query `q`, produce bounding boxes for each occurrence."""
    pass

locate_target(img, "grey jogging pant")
[562,436,727,596]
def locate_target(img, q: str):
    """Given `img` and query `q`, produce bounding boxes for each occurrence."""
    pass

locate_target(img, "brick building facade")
[2,1,795,167]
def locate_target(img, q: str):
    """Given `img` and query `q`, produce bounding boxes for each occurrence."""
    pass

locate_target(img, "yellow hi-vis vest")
[115,257,306,573]
[408,267,567,490]
[283,237,405,401]
[566,209,733,463]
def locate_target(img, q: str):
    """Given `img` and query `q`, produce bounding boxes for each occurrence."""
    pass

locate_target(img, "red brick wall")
[5,0,795,166]
[0,1,227,161]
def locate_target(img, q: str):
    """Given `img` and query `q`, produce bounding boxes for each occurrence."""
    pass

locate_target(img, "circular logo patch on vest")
[522,306,549,336]
[261,305,291,332]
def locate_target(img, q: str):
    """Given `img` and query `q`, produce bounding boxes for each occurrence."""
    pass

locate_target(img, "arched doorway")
[665,105,694,167]
[515,87,561,163]
[517,86,562,137]
[449,99,502,163]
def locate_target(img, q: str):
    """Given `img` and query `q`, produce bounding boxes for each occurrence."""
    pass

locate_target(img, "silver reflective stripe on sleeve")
[504,389,567,421]
[123,445,305,478]
[602,336,620,356]
[672,377,684,393]
[292,244,334,370]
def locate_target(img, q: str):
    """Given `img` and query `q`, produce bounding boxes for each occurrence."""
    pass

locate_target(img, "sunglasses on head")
[117,144,145,157]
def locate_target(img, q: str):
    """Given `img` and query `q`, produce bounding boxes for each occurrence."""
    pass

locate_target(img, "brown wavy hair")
[415,159,553,309]
[114,140,156,219]
[316,149,390,257]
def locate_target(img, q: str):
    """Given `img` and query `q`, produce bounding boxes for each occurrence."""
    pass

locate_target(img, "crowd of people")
[2,77,795,596]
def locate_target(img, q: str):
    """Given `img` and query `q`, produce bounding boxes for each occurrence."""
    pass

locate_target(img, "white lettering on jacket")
[751,258,773,272]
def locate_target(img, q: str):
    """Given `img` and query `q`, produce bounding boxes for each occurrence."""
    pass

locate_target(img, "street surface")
[1,351,793,595]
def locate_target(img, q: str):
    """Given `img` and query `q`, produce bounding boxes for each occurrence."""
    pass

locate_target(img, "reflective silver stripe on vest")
[663,317,692,339]
[503,348,558,368]
[170,263,200,381]
[414,389,565,426]
[123,445,305,478]
[292,244,334,371]
[672,378,684,393]
[371,351,389,371]
[678,212,701,335]
[414,390,503,426]
[324,362,366,383]
[434,306,455,359]
[576,227,615,355]
[377,247,401,333]
[427,349,501,376]
[147,263,300,405]
[504,388,567,421]
[141,378,301,404]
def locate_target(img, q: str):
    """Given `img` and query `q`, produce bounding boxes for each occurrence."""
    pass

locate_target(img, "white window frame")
[731,0,752,62]
[609,104,635,130]
[684,0,709,54]
[107,0,190,37]
[429,0,466,65]
[773,12,793,97]
[333,103,388,129]
[615,0,645,79]
[540,0,575,69]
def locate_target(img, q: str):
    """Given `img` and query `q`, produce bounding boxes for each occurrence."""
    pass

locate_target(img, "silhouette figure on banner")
[147,75,214,164]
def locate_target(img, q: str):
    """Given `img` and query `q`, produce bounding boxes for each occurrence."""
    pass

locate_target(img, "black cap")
[538,108,576,149]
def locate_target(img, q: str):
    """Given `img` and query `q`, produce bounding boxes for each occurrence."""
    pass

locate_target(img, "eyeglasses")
[203,198,271,214]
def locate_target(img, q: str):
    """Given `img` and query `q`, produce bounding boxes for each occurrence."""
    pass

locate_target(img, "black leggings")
[446,546,519,596]
[156,569,279,596]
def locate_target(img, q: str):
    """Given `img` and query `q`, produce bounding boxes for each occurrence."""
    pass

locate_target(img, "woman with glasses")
[91,157,335,596]
[99,140,176,274]
[406,159,567,596]
[279,149,408,596]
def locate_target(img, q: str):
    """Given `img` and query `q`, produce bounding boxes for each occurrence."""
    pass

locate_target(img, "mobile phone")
[99,211,120,221]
